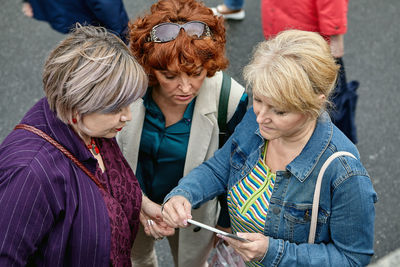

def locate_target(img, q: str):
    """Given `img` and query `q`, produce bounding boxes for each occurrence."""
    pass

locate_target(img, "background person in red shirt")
[261,0,359,144]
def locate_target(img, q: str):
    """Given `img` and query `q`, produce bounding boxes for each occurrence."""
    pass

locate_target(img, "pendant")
[87,138,100,155]
[90,143,100,155]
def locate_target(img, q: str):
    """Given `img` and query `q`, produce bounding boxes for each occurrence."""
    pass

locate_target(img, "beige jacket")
[117,71,245,266]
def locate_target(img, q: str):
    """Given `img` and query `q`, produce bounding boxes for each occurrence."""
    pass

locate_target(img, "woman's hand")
[139,211,175,239]
[141,195,163,221]
[22,2,33,17]
[140,195,175,238]
[330,34,345,58]
[217,232,269,262]
[161,195,192,228]
[213,225,231,247]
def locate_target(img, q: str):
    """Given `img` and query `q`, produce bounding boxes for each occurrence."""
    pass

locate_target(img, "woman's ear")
[72,112,81,124]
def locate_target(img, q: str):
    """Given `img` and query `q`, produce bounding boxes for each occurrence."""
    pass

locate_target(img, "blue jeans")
[224,0,244,10]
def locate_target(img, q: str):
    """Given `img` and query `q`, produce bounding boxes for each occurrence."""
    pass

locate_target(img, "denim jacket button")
[273,207,281,214]
[193,226,201,232]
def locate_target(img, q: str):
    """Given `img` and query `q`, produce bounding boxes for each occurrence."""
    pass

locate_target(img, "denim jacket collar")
[284,112,333,182]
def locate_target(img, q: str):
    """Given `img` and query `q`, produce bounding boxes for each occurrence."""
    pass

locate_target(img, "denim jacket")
[165,108,377,266]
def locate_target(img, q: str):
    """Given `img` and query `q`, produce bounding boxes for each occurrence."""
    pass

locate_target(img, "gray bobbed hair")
[43,24,148,123]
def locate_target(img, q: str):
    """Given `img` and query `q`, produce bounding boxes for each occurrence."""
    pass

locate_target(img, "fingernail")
[183,220,187,226]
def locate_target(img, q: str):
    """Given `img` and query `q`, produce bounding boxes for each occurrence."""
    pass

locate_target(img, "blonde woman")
[0,25,152,266]
[162,30,377,266]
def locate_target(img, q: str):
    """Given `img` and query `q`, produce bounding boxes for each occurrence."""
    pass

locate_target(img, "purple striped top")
[0,98,142,266]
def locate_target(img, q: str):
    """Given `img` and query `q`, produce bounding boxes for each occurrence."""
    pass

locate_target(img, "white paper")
[187,219,250,242]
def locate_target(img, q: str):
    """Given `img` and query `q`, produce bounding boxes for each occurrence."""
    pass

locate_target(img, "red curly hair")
[129,0,228,86]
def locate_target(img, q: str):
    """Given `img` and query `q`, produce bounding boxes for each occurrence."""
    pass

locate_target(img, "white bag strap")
[308,151,356,243]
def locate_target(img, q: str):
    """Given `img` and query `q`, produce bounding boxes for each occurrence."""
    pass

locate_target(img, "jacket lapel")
[118,99,145,171]
[183,75,220,175]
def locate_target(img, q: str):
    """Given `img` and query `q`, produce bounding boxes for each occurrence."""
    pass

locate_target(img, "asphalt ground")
[1,0,399,266]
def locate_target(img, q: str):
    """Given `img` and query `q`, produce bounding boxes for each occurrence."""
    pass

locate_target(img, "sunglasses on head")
[148,21,212,43]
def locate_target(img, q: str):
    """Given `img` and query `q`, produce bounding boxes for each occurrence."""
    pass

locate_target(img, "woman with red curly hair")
[117,0,248,266]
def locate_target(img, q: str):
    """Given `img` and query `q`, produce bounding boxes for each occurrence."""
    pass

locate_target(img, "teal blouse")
[136,88,248,208]
[136,89,195,204]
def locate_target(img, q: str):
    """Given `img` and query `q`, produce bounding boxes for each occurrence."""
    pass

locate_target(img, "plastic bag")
[209,240,246,267]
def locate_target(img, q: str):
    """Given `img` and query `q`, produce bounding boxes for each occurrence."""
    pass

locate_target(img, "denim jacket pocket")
[283,204,329,243]
[230,144,250,176]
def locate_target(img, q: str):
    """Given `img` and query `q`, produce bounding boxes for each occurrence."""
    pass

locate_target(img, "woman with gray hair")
[0,25,151,266]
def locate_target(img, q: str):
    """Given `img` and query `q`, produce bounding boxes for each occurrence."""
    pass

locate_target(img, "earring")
[72,118,77,124]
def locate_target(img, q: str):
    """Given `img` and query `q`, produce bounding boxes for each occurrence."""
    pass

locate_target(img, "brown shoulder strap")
[14,123,105,191]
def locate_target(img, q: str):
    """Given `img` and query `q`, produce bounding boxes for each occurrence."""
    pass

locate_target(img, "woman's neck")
[152,87,188,127]
[70,124,92,146]
[268,119,317,164]
[265,118,317,173]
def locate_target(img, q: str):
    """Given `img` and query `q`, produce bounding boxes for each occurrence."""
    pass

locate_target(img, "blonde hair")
[243,30,339,119]
[43,24,148,123]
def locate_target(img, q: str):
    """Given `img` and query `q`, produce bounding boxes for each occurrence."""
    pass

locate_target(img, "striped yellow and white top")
[227,141,276,267]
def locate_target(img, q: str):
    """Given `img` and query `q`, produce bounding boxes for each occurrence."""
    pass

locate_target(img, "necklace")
[86,138,100,155]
